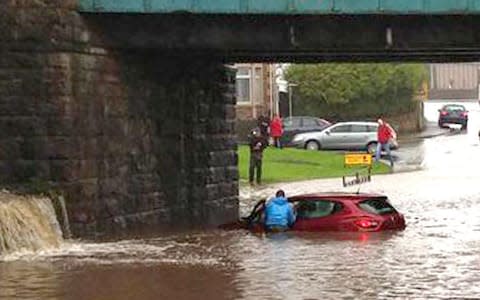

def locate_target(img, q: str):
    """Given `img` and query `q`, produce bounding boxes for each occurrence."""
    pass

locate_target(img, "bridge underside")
[84,14,480,62]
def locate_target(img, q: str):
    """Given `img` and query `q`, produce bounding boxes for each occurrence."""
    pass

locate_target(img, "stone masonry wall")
[0,1,239,237]
[388,101,425,134]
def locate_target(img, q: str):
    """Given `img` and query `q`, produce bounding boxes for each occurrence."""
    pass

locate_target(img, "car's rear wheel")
[305,140,320,150]
[367,142,377,155]
[462,121,468,130]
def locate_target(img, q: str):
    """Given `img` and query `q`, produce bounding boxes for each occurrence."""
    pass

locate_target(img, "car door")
[320,124,351,149]
[348,124,370,149]
[292,200,345,231]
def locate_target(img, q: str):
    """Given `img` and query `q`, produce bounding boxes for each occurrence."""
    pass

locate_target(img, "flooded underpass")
[1,101,480,299]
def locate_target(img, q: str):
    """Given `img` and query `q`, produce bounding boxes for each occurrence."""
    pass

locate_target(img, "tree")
[285,63,428,120]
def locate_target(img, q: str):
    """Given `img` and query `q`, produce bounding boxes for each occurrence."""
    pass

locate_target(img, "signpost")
[342,153,372,187]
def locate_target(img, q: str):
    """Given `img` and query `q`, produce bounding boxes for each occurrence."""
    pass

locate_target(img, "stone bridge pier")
[0,1,238,237]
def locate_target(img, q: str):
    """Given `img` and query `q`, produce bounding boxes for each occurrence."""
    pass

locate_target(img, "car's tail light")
[354,219,379,229]
[440,111,448,116]
[461,112,468,117]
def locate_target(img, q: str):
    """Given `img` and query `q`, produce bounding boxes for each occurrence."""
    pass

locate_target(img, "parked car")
[290,121,397,153]
[281,116,331,146]
[222,192,406,232]
[438,104,468,129]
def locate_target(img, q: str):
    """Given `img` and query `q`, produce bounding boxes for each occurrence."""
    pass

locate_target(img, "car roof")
[442,104,466,109]
[331,121,378,126]
[288,192,387,202]
[283,116,324,120]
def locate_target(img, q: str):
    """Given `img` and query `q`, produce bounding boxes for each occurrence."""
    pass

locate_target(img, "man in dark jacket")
[257,113,271,145]
[248,128,268,185]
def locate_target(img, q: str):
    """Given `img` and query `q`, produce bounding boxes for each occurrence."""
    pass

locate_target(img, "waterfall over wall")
[0,193,64,255]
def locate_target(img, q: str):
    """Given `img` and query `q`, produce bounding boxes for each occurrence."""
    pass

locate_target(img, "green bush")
[285,63,427,121]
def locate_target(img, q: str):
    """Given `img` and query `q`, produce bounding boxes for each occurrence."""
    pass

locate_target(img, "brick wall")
[0,1,238,237]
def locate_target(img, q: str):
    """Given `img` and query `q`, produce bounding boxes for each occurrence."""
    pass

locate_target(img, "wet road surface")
[1,101,480,299]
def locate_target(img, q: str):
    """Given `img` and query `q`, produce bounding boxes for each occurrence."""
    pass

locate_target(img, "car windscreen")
[319,119,331,127]
[357,198,396,215]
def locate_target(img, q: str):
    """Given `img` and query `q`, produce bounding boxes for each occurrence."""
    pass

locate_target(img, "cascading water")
[0,193,64,255]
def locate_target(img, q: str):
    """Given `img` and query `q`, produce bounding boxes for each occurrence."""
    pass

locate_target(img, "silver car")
[291,121,395,153]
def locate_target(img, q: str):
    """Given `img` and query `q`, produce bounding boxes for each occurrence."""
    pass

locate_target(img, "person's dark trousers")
[273,137,282,148]
[249,155,262,184]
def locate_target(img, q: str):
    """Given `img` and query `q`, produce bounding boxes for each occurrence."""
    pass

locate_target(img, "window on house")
[254,67,263,105]
[236,67,251,103]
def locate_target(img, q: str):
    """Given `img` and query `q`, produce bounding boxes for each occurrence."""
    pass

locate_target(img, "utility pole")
[288,83,298,117]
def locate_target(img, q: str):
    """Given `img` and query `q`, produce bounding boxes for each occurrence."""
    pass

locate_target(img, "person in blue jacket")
[264,190,296,232]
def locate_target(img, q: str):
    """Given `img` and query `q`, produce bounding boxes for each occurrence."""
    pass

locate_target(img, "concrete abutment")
[0,2,239,237]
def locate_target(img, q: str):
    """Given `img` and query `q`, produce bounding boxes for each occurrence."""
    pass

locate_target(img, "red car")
[227,192,406,232]
[438,104,468,129]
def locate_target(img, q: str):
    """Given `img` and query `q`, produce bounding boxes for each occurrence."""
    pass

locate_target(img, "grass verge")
[238,145,391,184]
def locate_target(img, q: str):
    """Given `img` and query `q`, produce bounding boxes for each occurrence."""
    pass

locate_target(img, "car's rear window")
[444,105,465,111]
[302,118,318,127]
[358,198,396,215]
[283,117,301,128]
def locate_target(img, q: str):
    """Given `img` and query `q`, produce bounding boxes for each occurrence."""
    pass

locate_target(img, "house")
[429,63,479,100]
[234,63,276,120]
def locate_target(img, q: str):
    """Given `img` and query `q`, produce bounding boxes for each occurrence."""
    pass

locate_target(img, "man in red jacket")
[269,114,283,148]
[375,118,395,168]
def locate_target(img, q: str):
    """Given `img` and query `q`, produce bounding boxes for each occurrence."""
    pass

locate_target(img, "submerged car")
[224,192,406,232]
[290,121,398,153]
[438,104,468,129]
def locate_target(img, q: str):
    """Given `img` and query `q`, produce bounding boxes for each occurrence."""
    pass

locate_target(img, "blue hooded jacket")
[264,196,296,228]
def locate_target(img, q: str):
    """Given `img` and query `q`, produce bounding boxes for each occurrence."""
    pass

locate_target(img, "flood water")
[1,101,480,299]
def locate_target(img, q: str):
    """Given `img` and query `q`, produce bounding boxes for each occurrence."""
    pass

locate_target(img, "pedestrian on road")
[375,117,395,167]
[264,189,296,232]
[270,114,283,148]
[248,127,268,185]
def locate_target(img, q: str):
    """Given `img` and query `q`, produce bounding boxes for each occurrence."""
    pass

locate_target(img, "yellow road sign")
[344,153,372,166]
